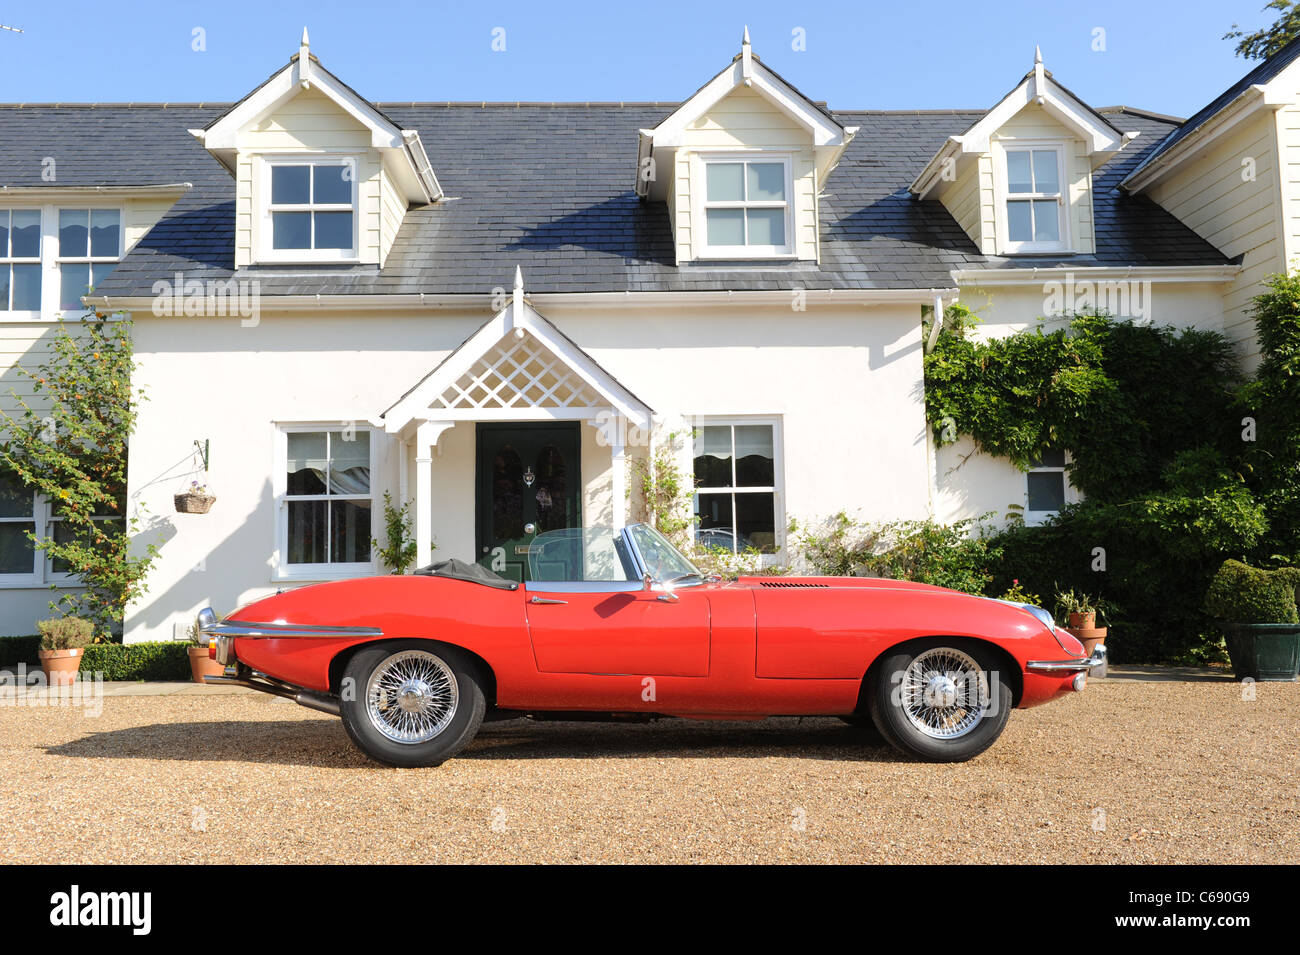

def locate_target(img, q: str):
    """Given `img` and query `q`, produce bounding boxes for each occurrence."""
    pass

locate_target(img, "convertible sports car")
[198,523,1104,766]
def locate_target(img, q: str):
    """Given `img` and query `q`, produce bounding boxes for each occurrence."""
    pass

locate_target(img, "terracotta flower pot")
[188,646,226,683]
[1067,611,1096,630]
[1065,626,1107,657]
[38,648,84,686]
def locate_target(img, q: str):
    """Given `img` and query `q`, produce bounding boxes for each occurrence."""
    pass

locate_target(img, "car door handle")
[529,596,567,605]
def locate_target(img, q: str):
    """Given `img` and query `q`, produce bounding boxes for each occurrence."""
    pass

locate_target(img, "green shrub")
[0,636,40,667]
[78,642,191,681]
[794,513,1002,595]
[1204,560,1300,624]
[36,617,94,650]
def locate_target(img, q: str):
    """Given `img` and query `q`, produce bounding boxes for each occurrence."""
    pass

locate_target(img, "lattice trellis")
[431,333,604,411]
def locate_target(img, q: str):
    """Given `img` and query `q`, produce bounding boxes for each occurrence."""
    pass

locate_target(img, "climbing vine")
[922,299,1298,663]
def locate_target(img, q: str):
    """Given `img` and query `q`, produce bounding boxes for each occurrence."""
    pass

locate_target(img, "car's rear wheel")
[867,639,1013,762]
[339,641,485,767]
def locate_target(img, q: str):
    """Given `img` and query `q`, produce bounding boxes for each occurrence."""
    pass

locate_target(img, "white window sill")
[999,246,1074,256]
[272,564,375,583]
[254,253,361,266]
[693,250,796,261]
[1023,511,1060,527]
[0,577,86,589]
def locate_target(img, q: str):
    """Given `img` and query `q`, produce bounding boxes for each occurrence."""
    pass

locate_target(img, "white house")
[1,29,1296,643]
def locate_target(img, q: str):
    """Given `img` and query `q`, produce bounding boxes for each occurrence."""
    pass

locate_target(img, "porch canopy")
[382,269,654,566]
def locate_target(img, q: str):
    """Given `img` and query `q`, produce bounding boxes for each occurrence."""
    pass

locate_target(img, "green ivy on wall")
[922,294,1297,664]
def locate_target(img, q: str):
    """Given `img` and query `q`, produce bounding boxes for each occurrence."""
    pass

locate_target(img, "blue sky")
[0,0,1283,117]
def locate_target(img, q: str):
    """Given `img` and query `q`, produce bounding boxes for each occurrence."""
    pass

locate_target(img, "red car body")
[200,525,1102,763]
[214,573,1088,712]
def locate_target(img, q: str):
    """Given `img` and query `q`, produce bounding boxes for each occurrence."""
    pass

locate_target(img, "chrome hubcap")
[366,650,459,744]
[901,647,989,740]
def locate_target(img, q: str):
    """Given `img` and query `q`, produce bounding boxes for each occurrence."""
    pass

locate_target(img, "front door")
[476,423,581,582]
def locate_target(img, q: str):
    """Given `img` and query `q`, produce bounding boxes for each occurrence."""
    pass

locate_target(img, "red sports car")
[199,523,1104,766]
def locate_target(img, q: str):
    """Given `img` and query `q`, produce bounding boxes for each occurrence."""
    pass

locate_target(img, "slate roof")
[0,99,1231,298]
[1127,34,1300,182]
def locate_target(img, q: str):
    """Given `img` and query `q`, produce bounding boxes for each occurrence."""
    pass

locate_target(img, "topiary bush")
[1204,560,1300,624]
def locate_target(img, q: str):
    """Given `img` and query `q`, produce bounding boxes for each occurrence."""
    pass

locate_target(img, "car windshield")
[525,524,703,585]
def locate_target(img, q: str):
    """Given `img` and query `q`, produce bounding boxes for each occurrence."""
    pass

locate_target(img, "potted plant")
[185,617,227,683]
[1056,588,1108,650]
[175,480,216,514]
[1204,559,1300,682]
[36,617,93,685]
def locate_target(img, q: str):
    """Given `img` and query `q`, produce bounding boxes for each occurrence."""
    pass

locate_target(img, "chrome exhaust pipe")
[204,674,340,716]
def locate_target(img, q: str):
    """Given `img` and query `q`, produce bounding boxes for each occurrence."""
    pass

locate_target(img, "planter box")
[1223,623,1300,682]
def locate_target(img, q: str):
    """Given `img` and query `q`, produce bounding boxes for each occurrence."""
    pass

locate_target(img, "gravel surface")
[2,681,1296,864]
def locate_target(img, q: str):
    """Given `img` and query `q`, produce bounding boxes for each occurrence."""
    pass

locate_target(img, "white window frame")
[273,423,376,581]
[0,207,44,318]
[0,476,42,587]
[45,504,125,584]
[692,153,795,260]
[0,481,112,590]
[993,141,1070,254]
[1024,450,1079,526]
[255,155,360,264]
[690,415,785,556]
[55,206,124,316]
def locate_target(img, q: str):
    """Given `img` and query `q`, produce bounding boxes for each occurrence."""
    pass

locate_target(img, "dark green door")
[476,423,581,582]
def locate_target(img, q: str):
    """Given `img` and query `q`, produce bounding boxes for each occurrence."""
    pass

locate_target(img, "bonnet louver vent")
[758,581,830,588]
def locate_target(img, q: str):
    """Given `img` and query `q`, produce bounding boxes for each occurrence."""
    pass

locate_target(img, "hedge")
[0,636,40,668]
[0,637,191,681]
[79,642,191,681]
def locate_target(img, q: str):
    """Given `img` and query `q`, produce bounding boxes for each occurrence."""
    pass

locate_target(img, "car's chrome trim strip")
[1026,645,1107,673]
[199,617,383,640]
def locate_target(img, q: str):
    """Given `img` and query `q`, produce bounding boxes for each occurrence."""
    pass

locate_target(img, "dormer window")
[260,159,357,262]
[997,144,1069,253]
[698,156,793,258]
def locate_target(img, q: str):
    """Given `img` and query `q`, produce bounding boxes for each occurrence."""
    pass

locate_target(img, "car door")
[525,583,711,677]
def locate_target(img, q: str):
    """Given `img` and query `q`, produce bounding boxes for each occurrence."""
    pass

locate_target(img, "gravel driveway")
[2,680,1296,864]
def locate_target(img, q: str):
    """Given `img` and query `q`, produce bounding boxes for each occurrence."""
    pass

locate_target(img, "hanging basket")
[174,492,216,514]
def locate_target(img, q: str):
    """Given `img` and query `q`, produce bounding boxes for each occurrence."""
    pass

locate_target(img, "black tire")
[867,639,1013,762]
[339,641,486,768]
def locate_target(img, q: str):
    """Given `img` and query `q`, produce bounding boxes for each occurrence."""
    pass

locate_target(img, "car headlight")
[993,599,1055,631]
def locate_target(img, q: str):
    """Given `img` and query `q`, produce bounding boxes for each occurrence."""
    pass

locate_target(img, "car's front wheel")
[867,640,1013,762]
[339,641,486,767]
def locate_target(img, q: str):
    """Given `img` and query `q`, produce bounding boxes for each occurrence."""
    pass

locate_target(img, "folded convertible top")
[412,557,520,591]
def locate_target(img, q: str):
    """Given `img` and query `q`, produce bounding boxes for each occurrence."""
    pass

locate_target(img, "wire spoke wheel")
[365,649,460,744]
[899,646,990,740]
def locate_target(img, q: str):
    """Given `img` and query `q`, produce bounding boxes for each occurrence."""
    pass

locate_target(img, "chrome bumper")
[196,606,382,665]
[1025,644,1107,673]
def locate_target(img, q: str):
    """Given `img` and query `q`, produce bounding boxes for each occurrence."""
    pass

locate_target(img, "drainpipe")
[925,292,945,353]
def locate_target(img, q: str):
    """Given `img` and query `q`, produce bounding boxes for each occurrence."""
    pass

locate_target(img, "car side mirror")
[642,572,655,591]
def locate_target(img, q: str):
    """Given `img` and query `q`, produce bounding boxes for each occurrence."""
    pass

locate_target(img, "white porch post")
[610,414,626,529]
[414,422,436,568]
